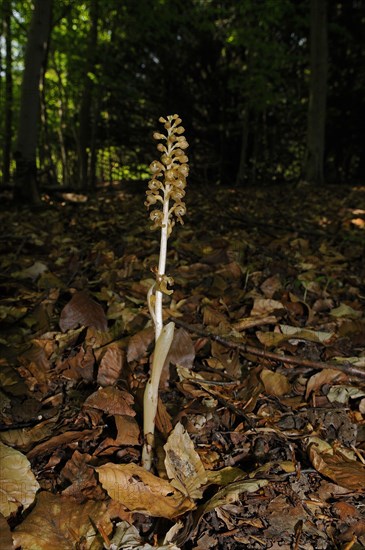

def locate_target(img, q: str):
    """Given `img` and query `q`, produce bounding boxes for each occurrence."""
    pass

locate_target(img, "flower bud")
[150,160,163,174]
[161,154,172,166]
[178,164,189,177]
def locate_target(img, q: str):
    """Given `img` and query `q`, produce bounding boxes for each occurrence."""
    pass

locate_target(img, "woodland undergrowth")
[0,182,364,550]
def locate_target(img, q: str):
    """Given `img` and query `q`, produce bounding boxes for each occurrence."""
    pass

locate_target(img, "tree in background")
[2,0,13,186]
[1,0,363,202]
[303,0,328,185]
[78,0,99,190]
[14,0,53,204]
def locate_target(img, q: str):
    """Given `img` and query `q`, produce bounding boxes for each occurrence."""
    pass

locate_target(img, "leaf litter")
[0,183,364,549]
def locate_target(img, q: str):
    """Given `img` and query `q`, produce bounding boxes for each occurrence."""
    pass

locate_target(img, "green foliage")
[1,0,364,188]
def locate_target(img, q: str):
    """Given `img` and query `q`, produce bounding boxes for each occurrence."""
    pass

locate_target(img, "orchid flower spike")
[142,115,189,470]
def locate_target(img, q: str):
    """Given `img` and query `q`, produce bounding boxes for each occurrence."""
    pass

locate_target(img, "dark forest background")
[1,0,364,204]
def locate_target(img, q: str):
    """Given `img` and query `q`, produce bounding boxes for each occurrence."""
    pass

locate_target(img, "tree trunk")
[78,0,98,190]
[236,109,250,186]
[14,0,53,204]
[2,0,13,185]
[303,0,328,185]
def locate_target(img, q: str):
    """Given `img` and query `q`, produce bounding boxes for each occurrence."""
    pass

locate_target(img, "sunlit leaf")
[164,422,207,499]
[96,462,195,519]
[260,367,291,396]
[203,478,268,512]
[307,437,365,491]
[326,385,365,404]
[330,303,362,319]
[0,442,40,517]
[12,491,112,550]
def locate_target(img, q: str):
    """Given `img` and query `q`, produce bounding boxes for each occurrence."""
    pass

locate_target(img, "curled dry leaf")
[305,368,348,400]
[0,415,59,452]
[27,428,103,460]
[12,491,112,550]
[164,421,207,499]
[198,478,268,517]
[59,291,108,332]
[107,520,181,550]
[0,442,40,517]
[96,462,195,519]
[307,437,365,491]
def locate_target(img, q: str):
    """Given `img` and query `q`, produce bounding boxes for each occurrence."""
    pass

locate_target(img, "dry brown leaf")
[164,422,207,499]
[202,478,268,513]
[155,397,173,436]
[27,428,103,460]
[127,326,154,362]
[59,291,108,332]
[0,513,13,550]
[0,442,40,517]
[61,450,101,499]
[83,386,135,416]
[0,416,59,451]
[96,462,195,519]
[260,274,283,298]
[114,414,140,446]
[97,343,126,386]
[305,368,348,399]
[166,328,195,369]
[57,345,95,382]
[307,437,365,491]
[12,491,112,550]
[251,298,284,316]
[260,367,291,397]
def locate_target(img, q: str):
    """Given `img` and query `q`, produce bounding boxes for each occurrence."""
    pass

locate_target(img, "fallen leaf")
[96,462,195,518]
[330,303,362,319]
[251,298,284,316]
[164,422,207,499]
[59,291,108,332]
[12,491,112,550]
[83,386,135,416]
[307,437,365,491]
[203,478,268,512]
[12,261,48,280]
[127,326,154,362]
[260,367,291,397]
[305,369,347,400]
[0,513,13,550]
[97,343,126,386]
[0,442,40,517]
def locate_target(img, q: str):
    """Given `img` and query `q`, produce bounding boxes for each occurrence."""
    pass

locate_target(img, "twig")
[170,318,365,380]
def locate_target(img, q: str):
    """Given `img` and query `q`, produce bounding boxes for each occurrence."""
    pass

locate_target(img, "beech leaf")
[12,491,112,550]
[96,462,195,518]
[307,437,365,491]
[164,422,207,499]
[83,386,135,416]
[59,291,108,332]
[0,442,40,517]
[260,367,291,396]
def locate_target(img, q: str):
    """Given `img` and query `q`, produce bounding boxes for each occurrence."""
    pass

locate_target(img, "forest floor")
[0,181,365,550]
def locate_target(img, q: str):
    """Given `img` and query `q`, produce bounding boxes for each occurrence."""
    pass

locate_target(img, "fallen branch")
[171,318,365,380]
